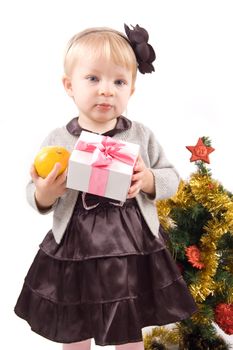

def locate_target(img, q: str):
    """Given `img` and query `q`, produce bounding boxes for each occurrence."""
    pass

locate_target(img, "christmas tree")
[144,137,233,350]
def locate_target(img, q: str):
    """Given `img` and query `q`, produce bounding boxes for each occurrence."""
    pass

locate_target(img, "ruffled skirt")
[14,194,197,345]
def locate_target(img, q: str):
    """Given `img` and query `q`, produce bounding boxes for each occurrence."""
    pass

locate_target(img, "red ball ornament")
[186,138,215,163]
[215,303,233,335]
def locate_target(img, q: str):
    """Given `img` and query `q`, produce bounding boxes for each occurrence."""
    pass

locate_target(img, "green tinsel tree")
[145,137,233,350]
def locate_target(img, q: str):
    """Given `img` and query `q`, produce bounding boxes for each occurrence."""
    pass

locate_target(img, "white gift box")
[66,131,140,202]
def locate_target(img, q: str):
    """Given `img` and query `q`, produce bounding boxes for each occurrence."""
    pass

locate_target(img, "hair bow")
[124,23,156,74]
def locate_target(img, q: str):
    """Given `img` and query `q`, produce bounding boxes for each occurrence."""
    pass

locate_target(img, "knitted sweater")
[26,120,180,243]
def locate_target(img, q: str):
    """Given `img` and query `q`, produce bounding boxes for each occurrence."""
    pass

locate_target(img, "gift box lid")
[71,130,140,174]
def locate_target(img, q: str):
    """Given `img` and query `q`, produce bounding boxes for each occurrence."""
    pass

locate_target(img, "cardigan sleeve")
[141,124,180,201]
[26,181,59,214]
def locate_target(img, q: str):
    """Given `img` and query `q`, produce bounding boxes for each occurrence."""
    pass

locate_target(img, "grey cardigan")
[26,120,180,243]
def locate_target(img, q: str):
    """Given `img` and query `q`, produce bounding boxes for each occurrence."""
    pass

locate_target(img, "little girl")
[14,24,197,350]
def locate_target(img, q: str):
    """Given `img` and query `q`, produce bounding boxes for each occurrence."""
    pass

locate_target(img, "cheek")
[121,91,131,104]
[72,83,85,98]
[73,90,92,107]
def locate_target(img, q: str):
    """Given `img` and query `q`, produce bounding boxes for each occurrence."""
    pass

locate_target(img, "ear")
[62,75,73,97]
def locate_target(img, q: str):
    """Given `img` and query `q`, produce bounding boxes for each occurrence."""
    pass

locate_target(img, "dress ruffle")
[14,195,197,345]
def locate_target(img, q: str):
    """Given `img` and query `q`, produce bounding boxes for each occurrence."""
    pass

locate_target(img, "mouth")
[96,103,112,111]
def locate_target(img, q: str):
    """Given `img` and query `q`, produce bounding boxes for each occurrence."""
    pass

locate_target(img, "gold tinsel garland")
[143,326,180,349]
[157,172,233,313]
[190,173,233,302]
[228,288,233,303]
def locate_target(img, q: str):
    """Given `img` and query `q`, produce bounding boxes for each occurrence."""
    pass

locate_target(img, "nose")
[98,81,114,97]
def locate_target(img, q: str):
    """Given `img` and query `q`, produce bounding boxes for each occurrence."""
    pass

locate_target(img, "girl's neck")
[78,117,117,134]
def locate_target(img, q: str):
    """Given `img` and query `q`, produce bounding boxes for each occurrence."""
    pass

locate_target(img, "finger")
[131,172,142,182]
[135,155,145,171]
[133,161,140,172]
[30,164,39,182]
[56,186,66,197]
[59,184,67,195]
[128,186,138,195]
[134,161,143,172]
[128,181,141,195]
[46,163,61,183]
[56,167,68,185]
[127,188,139,199]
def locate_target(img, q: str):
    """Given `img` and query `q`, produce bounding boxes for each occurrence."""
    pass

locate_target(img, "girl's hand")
[127,155,155,199]
[30,163,67,210]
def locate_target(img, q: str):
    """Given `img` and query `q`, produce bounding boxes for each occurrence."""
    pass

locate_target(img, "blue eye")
[87,75,99,82]
[115,79,126,86]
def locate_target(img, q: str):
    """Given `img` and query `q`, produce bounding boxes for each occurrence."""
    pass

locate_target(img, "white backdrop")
[0,0,232,349]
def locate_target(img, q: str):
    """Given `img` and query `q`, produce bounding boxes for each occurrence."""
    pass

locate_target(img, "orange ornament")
[34,146,70,178]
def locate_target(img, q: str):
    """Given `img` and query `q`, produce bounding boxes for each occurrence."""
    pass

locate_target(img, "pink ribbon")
[76,136,136,196]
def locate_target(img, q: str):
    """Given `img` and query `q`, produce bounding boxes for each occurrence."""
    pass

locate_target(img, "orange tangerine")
[34,146,70,178]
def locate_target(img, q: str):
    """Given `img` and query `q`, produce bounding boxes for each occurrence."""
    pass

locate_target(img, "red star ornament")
[186,138,215,163]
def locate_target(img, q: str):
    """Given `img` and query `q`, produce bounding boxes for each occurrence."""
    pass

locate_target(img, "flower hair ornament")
[124,23,156,74]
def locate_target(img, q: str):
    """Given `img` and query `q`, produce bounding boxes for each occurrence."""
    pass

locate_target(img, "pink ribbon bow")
[76,136,136,197]
[76,136,135,166]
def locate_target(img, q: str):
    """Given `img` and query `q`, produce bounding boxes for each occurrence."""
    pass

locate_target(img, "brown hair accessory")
[124,23,156,74]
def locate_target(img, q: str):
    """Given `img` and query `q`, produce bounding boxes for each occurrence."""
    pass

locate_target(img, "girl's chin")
[91,112,118,121]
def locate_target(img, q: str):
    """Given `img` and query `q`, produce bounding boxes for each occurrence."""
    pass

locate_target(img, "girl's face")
[63,54,134,131]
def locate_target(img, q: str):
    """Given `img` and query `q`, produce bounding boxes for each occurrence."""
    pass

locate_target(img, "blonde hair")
[64,27,138,86]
